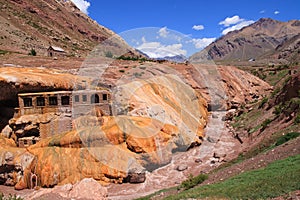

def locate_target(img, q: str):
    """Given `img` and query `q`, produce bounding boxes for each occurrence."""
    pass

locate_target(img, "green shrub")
[275,132,300,146]
[274,105,282,115]
[105,51,113,58]
[180,174,208,190]
[28,48,36,56]
[0,50,9,55]
[259,97,268,108]
[119,69,125,73]
[271,87,281,98]
[260,118,272,131]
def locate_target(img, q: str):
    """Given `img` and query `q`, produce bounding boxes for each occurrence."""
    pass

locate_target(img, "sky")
[70,0,300,58]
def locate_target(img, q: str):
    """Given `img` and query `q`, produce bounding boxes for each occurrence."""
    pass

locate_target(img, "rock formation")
[0,63,273,190]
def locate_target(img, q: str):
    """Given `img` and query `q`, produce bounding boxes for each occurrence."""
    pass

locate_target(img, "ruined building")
[14,89,111,147]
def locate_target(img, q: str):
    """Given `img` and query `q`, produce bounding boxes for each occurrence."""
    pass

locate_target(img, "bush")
[259,97,268,108]
[260,118,272,131]
[275,132,300,146]
[105,51,113,58]
[28,49,36,56]
[119,69,125,73]
[273,105,282,115]
[180,174,208,190]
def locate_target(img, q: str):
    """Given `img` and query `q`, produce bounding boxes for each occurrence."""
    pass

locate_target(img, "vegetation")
[119,69,125,73]
[117,55,150,62]
[105,51,113,58]
[179,174,208,190]
[260,118,272,131]
[164,155,300,200]
[258,97,268,108]
[0,50,9,55]
[0,194,23,200]
[28,48,36,56]
[274,132,300,146]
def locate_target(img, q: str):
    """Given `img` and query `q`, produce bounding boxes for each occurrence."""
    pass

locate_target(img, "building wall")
[16,90,112,141]
[47,50,66,57]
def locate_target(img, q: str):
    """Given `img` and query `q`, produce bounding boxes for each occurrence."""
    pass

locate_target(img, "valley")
[0,0,299,200]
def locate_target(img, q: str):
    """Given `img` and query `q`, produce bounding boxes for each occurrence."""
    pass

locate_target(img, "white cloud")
[191,38,216,49]
[70,0,90,14]
[219,15,243,27]
[136,41,186,58]
[158,27,169,38]
[192,25,204,31]
[221,20,255,35]
[260,10,265,14]
[274,10,280,15]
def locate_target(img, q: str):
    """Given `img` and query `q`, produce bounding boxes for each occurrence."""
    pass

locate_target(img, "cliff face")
[190,18,300,63]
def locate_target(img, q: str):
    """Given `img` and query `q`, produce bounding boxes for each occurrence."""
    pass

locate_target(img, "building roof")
[48,46,65,52]
[18,90,110,97]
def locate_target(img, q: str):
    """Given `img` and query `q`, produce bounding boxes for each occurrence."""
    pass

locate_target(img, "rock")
[176,165,188,171]
[213,151,227,162]
[207,136,217,143]
[0,125,12,138]
[211,114,218,118]
[68,178,108,200]
[213,151,226,159]
[125,168,146,183]
[195,158,202,163]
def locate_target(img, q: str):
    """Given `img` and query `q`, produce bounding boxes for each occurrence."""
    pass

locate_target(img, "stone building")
[47,46,66,57]
[14,89,112,147]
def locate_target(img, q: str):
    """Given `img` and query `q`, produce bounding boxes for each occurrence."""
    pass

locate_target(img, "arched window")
[91,94,99,104]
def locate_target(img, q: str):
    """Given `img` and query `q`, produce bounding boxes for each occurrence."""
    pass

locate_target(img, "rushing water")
[107,111,241,199]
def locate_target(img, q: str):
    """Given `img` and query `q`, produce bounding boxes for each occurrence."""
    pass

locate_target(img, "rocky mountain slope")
[0,0,139,57]
[190,18,300,64]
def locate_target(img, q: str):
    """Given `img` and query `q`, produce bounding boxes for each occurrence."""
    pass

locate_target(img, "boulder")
[176,164,188,171]
[68,178,108,200]
[124,168,146,183]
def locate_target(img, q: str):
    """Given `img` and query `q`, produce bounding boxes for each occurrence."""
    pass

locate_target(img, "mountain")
[0,0,140,57]
[157,54,187,63]
[190,18,300,64]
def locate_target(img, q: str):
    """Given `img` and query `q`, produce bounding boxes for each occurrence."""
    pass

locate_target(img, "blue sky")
[71,0,300,57]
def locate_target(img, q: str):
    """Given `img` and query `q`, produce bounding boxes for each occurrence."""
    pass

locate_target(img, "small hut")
[47,46,66,57]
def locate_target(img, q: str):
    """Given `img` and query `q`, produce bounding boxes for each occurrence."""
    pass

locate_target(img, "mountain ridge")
[189,18,300,64]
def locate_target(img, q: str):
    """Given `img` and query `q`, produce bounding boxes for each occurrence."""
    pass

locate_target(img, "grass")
[164,154,300,200]
[179,174,208,190]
